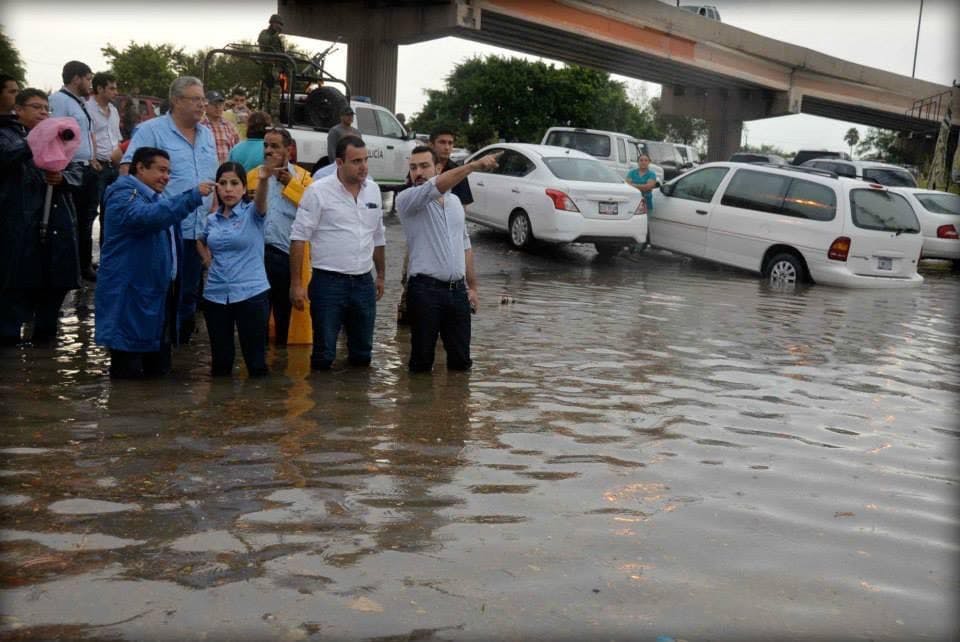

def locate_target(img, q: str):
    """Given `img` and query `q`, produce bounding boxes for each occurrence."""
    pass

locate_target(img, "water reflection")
[1,225,957,640]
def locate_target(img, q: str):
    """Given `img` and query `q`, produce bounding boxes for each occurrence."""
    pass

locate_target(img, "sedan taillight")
[634,199,647,216]
[545,189,579,212]
[937,224,959,239]
[828,236,851,261]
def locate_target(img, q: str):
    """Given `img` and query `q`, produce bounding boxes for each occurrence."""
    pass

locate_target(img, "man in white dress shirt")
[289,135,386,370]
[86,72,122,245]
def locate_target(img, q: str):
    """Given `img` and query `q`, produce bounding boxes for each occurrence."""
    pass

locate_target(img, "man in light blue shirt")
[396,146,499,373]
[49,60,100,281]
[122,76,218,344]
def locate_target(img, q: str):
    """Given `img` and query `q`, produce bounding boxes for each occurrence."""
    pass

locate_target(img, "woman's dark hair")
[130,147,170,176]
[215,162,251,203]
[246,111,272,139]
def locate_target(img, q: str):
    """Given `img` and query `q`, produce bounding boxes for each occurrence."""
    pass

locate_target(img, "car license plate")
[877,257,892,270]
[599,201,617,216]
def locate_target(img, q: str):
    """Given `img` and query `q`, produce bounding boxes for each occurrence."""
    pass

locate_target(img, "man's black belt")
[265,244,289,256]
[410,274,466,290]
[313,268,370,280]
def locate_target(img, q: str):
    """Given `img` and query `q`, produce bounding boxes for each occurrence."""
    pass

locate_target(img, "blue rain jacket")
[95,174,202,352]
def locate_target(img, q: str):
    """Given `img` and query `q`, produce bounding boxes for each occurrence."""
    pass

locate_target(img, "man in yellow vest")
[246,127,312,346]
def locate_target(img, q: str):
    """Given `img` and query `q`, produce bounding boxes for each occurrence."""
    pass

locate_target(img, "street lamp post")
[912,0,924,78]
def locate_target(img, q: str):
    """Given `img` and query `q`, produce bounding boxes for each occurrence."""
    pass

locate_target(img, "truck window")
[627,142,638,163]
[374,109,405,139]
[617,138,626,163]
[356,107,378,136]
[543,131,611,159]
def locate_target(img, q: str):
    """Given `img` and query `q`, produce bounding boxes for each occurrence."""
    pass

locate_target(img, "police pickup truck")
[287,96,417,188]
[203,43,416,189]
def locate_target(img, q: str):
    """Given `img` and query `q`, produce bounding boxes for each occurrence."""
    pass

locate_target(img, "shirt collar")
[126,175,161,201]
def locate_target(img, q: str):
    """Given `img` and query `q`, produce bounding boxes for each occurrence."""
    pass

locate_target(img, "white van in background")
[541,127,665,184]
[650,162,924,289]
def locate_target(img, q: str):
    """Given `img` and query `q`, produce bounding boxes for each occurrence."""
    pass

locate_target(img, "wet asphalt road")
[1,218,958,641]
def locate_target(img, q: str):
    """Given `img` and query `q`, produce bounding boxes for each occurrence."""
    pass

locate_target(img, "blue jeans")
[407,275,472,373]
[308,269,376,370]
[178,240,203,344]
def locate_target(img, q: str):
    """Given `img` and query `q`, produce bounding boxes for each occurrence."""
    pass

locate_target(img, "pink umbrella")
[26,117,81,242]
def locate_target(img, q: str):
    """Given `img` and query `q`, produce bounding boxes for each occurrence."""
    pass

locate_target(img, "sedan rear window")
[543,157,623,183]
[543,131,611,158]
[850,189,920,233]
[862,168,917,188]
[915,192,960,215]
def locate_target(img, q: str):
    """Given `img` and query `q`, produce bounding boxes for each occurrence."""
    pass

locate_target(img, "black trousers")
[203,291,270,377]
[406,275,472,373]
[264,245,293,346]
[107,284,176,379]
[0,288,69,343]
[72,164,100,273]
[94,163,119,251]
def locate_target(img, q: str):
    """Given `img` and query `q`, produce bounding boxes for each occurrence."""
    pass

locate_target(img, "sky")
[3,0,958,154]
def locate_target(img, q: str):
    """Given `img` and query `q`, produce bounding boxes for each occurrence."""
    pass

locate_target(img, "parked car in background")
[113,95,163,139]
[465,143,648,256]
[541,126,664,183]
[791,149,851,165]
[649,162,923,289]
[637,138,686,181]
[729,152,787,165]
[675,143,701,169]
[801,159,917,188]
[679,5,721,20]
[897,188,960,261]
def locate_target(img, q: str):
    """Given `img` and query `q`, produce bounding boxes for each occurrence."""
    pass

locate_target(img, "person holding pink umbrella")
[0,89,83,346]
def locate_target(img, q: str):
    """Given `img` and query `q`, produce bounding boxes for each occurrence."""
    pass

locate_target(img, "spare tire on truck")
[304,86,348,129]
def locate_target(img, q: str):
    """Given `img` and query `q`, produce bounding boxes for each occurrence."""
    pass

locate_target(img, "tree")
[856,128,902,162]
[843,128,860,158]
[408,56,656,150]
[102,42,182,97]
[649,96,708,148]
[0,26,26,82]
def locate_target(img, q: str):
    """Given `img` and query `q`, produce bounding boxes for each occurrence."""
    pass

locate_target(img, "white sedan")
[464,143,647,256]
[897,188,960,261]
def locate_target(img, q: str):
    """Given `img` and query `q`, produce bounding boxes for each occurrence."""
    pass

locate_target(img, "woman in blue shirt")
[198,161,272,377]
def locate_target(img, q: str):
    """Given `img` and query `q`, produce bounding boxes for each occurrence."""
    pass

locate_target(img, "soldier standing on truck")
[257,14,285,112]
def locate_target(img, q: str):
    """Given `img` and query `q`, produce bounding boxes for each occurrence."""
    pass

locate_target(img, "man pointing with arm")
[395,146,499,373]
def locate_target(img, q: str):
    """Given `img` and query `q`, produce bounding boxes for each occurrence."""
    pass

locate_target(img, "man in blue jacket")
[95,147,214,378]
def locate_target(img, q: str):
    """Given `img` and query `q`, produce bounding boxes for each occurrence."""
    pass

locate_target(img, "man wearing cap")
[200,90,240,163]
[258,15,285,110]
[327,106,359,165]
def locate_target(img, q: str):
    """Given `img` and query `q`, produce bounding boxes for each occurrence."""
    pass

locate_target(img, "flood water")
[1,220,958,641]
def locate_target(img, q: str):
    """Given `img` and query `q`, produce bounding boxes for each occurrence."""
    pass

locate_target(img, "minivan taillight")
[545,189,579,212]
[828,236,851,261]
[937,224,959,239]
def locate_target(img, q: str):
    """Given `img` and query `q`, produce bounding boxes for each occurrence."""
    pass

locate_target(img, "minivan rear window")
[850,189,920,233]
[543,131,611,159]
[862,168,917,188]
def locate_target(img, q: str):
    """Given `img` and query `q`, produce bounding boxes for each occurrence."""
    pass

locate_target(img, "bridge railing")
[907,89,952,123]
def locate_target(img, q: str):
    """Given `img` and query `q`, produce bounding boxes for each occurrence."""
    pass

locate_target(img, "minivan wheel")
[509,211,533,249]
[765,253,804,289]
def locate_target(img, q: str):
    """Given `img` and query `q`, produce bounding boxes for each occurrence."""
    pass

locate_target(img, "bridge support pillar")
[346,40,398,112]
[706,119,743,162]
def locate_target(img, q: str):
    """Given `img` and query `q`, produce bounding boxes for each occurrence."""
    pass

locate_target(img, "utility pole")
[912,0,924,78]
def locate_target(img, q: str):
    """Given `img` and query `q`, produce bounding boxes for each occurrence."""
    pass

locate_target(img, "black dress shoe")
[81,267,98,282]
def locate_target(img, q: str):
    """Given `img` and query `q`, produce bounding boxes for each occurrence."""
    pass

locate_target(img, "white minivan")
[541,127,665,184]
[649,163,924,288]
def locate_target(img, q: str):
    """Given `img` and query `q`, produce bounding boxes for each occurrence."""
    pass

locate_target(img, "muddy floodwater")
[1,221,958,641]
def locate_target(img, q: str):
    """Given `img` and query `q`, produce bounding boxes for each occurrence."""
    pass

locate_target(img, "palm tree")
[844,128,860,159]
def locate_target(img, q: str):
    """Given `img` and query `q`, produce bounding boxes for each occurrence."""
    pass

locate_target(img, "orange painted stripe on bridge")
[484,0,697,60]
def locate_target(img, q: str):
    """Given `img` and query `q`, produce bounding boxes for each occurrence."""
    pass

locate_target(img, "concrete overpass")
[279,0,959,160]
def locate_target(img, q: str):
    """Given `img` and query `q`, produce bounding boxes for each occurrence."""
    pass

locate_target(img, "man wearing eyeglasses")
[246,127,312,346]
[121,76,218,346]
[1,89,82,345]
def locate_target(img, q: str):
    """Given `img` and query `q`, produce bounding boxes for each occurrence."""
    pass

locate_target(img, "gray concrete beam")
[660,85,798,121]
[346,40,399,111]
[280,1,462,45]
[706,119,742,162]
